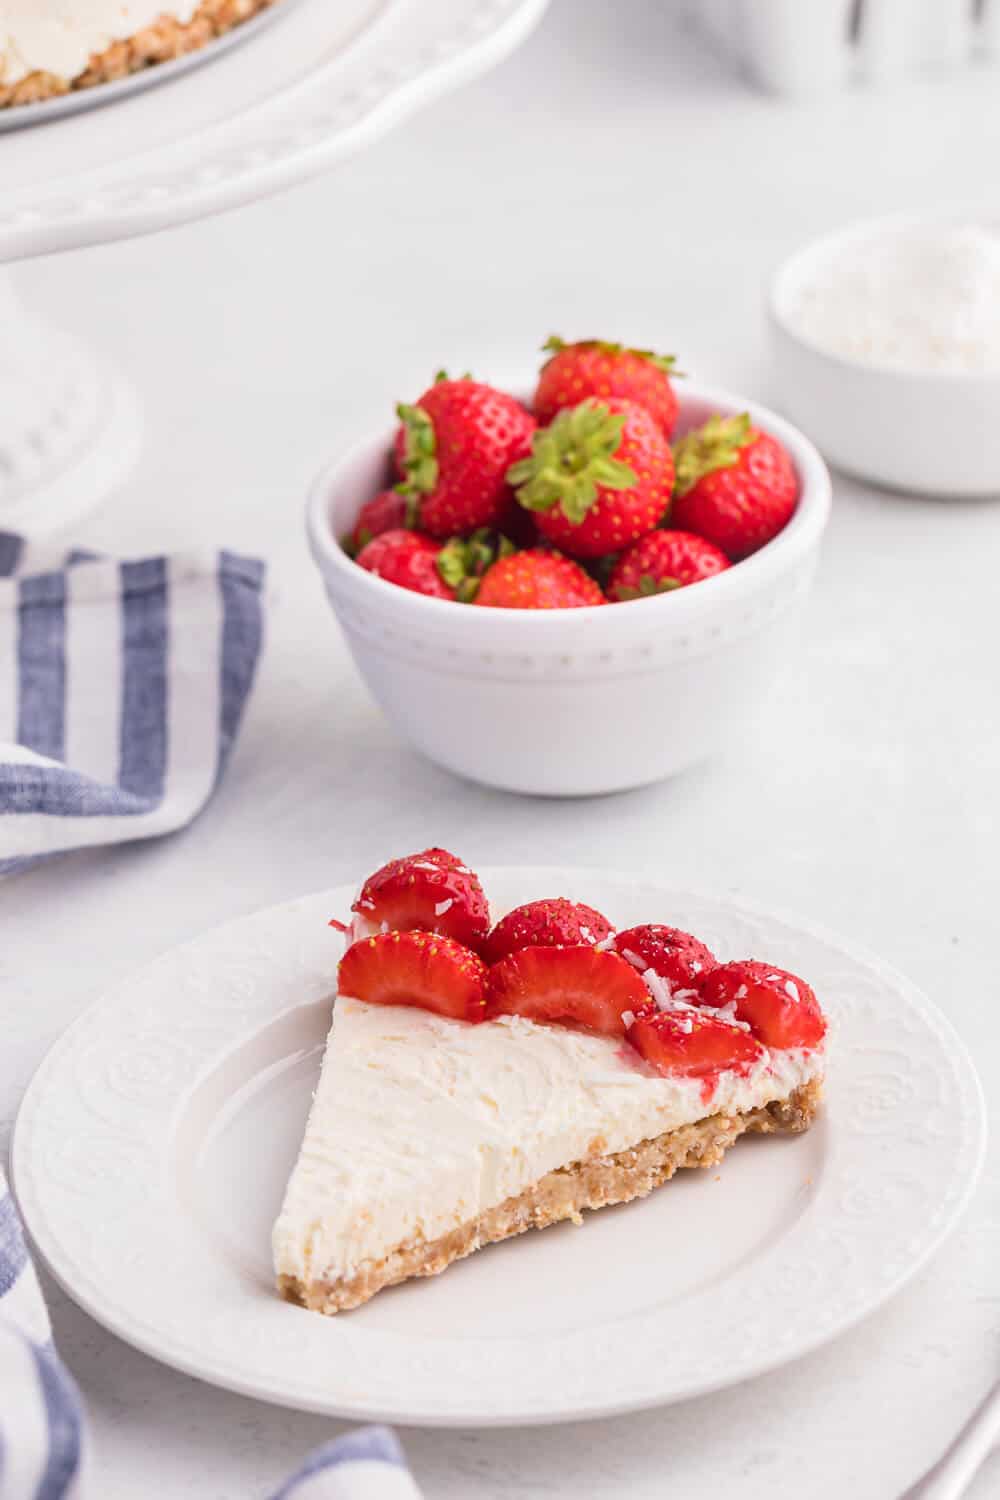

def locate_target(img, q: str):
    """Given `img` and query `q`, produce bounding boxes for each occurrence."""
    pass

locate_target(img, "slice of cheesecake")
[274,994,823,1315]
[273,850,826,1315]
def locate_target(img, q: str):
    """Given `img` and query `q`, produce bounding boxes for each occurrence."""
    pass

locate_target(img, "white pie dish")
[305,382,832,796]
[768,218,1000,497]
[11,870,985,1425]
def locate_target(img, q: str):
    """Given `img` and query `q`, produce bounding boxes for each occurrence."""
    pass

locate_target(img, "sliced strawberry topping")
[486,945,648,1036]
[352,847,489,949]
[483,899,614,965]
[339,931,487,1022]
[629,1007,765,1079]
[697,960,826,1050]
[613,925,717,994]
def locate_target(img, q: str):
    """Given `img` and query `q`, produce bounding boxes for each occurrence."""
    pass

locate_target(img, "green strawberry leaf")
[436,539,469,589]
[395,402,438,496]
[673,412,753,498]
[507,400,637,523]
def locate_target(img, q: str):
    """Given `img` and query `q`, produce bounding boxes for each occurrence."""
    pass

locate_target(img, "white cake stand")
[0,0,548,537]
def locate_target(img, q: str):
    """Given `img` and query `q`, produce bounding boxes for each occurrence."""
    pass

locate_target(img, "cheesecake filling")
[273,995,824,1287]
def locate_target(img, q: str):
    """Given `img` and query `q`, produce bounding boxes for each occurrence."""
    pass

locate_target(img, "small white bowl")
[306,382,831,796]
[769,218,1000,497]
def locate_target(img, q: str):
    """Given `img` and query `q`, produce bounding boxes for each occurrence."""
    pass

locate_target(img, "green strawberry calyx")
[506,400,637,525]
[542,335,677,376]
[395,402,438,496]
[436,528,516,603]
[613,572,682,602]
[673,413,753,498]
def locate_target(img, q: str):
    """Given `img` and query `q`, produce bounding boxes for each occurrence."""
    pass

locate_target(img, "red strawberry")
[352,847,490,948]
[697,960,826,1050]
[484,899,614,965]
[345,490,413,556]
[394,379,535,538]
[535,336,680,438]
[630,1007,765,1079]
[339,931,487,1022]
[614,925,717,993]
[606,530,729,602]
[671,414,798,560]
[486,945,648,1035]
[474,549,605,609]
[355,529,455,599]
[506,398,673,559]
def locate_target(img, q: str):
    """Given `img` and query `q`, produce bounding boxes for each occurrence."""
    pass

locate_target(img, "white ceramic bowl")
[306,383,831,796]
[768,218,1000,497]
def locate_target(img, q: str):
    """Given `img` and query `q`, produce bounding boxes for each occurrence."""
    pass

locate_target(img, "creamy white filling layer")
[1,2,202,86]
[273,995,824,1286]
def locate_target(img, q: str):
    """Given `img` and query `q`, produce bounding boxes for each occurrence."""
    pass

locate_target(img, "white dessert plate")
[0,0,298,134]
[0,0,550,261]
[12,869,985,1426]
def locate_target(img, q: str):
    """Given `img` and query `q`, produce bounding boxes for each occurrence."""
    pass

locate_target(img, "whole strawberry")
[607,529,729,601]
[671,413,798,560]
[394,377,535,539]
[355,529,455,599]
[506,397,673,559]
[474,549,604,609]
[535,336,679,438]
[345,489,414,556]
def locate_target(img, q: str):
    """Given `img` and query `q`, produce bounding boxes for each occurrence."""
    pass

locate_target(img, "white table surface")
[5,3,1000,1496]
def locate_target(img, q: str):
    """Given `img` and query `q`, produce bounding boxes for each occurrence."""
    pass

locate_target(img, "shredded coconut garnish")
[714,1000,752,1033]
[621,1009,636,1029]
[690,960,702,974]
[676,1015,694,1034]
[766,974,781,983]
[579,924,594,943]
[594,931,617,952]
[434,899,454,916]
[622,948,648,972]
[412,861,440,872]
[784,979,800,1003]
[736,984,748,999]
[641,967,672,1010]
[379,920,390,934]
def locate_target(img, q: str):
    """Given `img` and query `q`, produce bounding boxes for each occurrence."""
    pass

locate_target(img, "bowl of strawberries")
[306,338,831,795]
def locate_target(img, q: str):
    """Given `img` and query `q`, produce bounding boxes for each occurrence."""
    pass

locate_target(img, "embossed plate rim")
[12,870,987,1426]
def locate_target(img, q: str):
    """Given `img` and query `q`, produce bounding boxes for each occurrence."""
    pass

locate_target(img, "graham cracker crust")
[279,1077,823,1315]
[1,0,278,110]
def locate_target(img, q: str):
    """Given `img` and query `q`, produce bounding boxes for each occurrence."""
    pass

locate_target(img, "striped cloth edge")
[0,1171,424,1499]
[0,532,265,874]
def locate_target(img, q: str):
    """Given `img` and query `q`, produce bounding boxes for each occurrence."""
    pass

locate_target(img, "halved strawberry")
[629,1007,765,1079]
[486,945,648,1035]
[352,847,489,949]
[614,925,717,994]
[484,899,614,964]
[697,960,826,1050]
[338,931,487,1022]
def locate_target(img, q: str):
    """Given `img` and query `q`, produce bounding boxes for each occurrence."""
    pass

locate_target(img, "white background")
[4,1,1000,1495]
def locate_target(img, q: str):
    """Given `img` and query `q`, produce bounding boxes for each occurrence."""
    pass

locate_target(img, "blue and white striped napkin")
[0,533,265,874]
[0,1170,424,1498]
